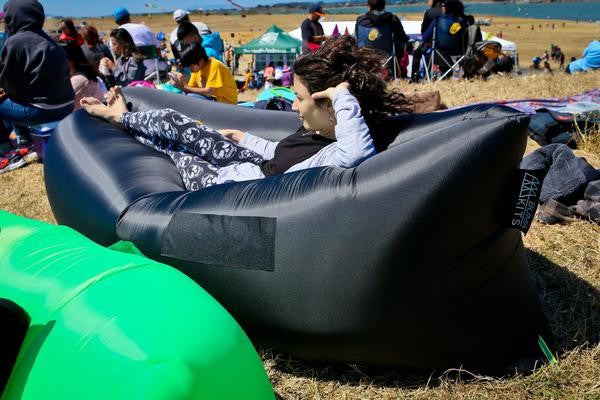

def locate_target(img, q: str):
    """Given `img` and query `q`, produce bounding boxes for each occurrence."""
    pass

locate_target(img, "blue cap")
[309,3,324,15]
[157,31,166,41]
[113,7,129,22]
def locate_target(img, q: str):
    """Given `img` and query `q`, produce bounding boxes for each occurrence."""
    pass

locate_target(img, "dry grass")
[4,13,600,400]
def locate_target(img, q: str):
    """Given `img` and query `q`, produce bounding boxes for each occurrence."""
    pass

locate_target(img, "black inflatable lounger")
[45,87,549,372]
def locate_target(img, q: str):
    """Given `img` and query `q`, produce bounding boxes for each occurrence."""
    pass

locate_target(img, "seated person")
[81,25,113,69]
[355,0,409,71]
[422,0,473,73]
[59,41,105,111]
[169,9,211,60]
[566,40,600,74]
[80,37,412,191]
[175,22,223,62]
[171,42,238,104]
[58,19,84,46]
[0,0,74,150]
[100,28,146,87]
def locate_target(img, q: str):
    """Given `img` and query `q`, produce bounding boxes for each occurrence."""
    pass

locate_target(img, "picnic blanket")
[470,88,600,114]
[469,89,600,147]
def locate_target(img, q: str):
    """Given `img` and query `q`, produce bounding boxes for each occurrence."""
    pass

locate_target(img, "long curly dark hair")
[292,36,411,129]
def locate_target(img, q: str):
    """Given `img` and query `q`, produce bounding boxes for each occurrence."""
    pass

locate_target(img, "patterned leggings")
[121,109,264,191]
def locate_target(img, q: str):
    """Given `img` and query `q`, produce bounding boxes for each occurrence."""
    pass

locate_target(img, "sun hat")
[113,7,129,22]
[308,3,325,16]
[173,9,190,22]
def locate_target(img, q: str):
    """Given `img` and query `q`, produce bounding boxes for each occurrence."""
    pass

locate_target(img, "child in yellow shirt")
[174,42,238,104]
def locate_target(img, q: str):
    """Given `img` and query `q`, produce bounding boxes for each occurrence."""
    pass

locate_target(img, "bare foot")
[80,93,125,126]
[104,86,128,115]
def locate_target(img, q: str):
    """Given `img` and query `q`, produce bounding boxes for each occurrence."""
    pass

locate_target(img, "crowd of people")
[0,0,597,177]
[530,40,599,74]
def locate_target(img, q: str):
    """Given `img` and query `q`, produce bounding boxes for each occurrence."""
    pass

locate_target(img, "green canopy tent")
[234,25,301,71]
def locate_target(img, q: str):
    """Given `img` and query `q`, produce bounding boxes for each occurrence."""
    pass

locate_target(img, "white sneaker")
[0,158,25,174]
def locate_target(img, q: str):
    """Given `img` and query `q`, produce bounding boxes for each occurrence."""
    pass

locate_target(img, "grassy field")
[5,11,600,400]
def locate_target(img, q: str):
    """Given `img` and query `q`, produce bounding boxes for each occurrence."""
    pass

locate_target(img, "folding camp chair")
[137,45,165,84]
[425,23,483,83]
[437,39,502,81]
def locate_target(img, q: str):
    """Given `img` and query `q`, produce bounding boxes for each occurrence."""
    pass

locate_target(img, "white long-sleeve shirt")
[216,88,375,184]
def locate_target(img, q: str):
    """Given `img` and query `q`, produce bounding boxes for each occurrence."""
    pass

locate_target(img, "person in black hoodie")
[355,0,408,78]
[0,0,74,149]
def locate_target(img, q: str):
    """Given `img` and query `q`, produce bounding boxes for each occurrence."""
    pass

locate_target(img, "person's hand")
[217,129,245,143]
[172,74,186,90]
[99,57,115,73]
[311,82,350,102]
[0,88,6,101]
[169,72,184,87]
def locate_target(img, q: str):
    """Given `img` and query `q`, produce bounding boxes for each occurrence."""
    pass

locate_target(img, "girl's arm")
[327,87,376,168]
[218,129,279,160]
[286,85,375,172]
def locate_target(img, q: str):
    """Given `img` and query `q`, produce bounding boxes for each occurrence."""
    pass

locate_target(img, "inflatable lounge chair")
[45,87,550,372]
[0,211,273,400]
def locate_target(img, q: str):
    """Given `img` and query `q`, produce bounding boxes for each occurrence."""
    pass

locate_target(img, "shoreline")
[47,0,600,21]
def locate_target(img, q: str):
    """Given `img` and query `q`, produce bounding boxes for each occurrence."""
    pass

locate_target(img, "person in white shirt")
[169,9,211,59]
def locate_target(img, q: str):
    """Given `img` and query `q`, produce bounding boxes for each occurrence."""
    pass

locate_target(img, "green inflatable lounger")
[0,211,273,400]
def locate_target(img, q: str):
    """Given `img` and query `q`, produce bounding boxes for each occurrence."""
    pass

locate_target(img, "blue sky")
[6,0,269,18]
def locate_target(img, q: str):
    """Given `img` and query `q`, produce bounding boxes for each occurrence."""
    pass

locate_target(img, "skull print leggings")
[120,109,264,191]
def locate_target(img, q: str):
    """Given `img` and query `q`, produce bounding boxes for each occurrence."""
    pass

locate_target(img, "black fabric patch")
[161,213,276,271]
[508,169,544,234]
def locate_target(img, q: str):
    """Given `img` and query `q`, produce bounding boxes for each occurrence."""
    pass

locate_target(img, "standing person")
[263,62,275,80]
[59,41,104,111]
[421,0,443,34]
[81,25,113,69]
[58,19,84,46]
[301,3,328,53]
[169,9,210,60]
[274,61,284,86]
[355,0,409,78]
[281,64,293,87]
[0,0,74,152]
[541,50,549,63]
[558,51,565,70]
[172,42,238,104]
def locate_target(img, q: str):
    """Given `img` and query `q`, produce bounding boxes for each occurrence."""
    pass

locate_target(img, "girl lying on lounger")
[81,36,411,191]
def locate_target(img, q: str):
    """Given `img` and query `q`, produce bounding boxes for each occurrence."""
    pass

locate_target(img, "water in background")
[302,1,600,22]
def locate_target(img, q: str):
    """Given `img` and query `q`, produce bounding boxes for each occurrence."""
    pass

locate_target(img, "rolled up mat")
[0,211,273,400]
